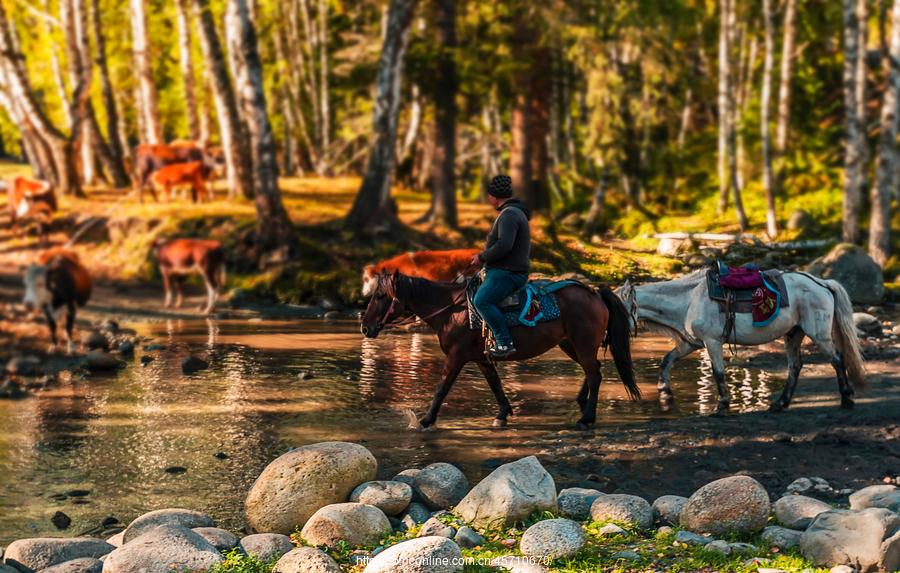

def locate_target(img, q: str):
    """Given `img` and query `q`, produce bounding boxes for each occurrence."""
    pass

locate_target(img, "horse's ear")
[622,279,633,291]
[391,269,400,281]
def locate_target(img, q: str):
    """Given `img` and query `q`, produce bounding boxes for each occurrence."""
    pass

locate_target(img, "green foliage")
[208,550,275,573]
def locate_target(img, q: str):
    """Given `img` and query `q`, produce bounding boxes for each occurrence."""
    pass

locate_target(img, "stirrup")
[488,343,516,358]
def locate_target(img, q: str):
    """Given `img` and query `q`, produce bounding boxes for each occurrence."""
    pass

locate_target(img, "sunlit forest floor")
[0,160,895,308]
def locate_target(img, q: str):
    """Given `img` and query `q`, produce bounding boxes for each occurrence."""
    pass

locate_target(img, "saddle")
[707,261,790,339]
[465,275,581,330]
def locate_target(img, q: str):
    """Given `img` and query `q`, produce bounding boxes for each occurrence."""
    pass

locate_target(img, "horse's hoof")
[658,389,675,403]
[492,418,508,428]
[841,398,855,410]
[575,421,594,431]
[714,402,730,416]
[769,402,785,413]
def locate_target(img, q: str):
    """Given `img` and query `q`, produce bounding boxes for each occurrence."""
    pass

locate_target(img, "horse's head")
[361,270,406,338]
[614,279,638,332]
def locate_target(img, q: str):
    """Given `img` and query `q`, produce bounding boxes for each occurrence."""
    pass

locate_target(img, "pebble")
[454,526,484,549]
[612,550,640,561]
[675,530,712,546]
[597,523,628,537]
[51,511,71,530]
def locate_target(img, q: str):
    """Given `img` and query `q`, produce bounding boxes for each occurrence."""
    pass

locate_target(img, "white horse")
[616,270,865,414]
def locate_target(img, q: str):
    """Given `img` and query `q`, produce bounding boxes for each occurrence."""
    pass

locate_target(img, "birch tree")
[193,0,253,198]
[842,0,867,243]
[130,0,162,143]
[225,0,293,254]
[345,0,418,231]
[774,0,797,160]
[175,0,200,141]
[761,0,778,237]
[717,0,747,230]
[871,0,900,265]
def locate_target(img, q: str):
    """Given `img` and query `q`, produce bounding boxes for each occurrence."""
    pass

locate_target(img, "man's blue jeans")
[473,268,528,346]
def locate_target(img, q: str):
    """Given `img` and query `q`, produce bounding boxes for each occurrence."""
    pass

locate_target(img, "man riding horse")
[470,175,531,358]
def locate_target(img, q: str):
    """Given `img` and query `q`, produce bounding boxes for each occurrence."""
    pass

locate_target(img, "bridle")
[373,275,468,329]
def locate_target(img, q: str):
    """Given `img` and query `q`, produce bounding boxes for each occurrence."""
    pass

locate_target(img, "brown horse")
[361,272,640,430]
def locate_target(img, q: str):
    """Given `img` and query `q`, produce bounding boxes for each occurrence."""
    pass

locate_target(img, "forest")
[0,0,898,279]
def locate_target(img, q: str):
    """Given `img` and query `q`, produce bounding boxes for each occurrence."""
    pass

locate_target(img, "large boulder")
[3,538,113,572]
[774,495,833,529]
[680,476,770,536]
[519,518,586,560]
[800,508,900,573]
[363,537,463,573]
[652,495,688,526]
[412,463,469,510]
[590,494,653,529]
[101,525,223,573]
[455,456,556,528]
[804,244,885,305]
[273,548,341,573]
[239,533,294,562]
[849,485,900,513]
[122,508,215,543]
[557,488,603,521]
[245,441,377,534]
[350,481,413,516]
[300,503,391,547]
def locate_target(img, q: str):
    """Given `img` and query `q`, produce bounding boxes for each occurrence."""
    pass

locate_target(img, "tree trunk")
[176,0,200,141]
[193,0,253,199]
[427,0,457,227]
[725,0,748,230]
[90,0,130,187]
[130,0,162,143]
[761,0,778,237]
[774,0,797,182]
[717,0,731,214]
[528,44,552,213]
[225,0,293,255]
[843,0,867,243]
[871,0,900,265]
[344,0,418,232]
[62,0,96,185]
[317,0,330,154]
[510,96,531,205]
[42,0,71,128]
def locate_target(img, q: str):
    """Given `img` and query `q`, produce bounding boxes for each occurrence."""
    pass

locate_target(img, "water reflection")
[696,349,775,415]
[0,318,783,543]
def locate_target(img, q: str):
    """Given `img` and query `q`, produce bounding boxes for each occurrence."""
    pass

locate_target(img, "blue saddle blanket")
[466,279,581,330]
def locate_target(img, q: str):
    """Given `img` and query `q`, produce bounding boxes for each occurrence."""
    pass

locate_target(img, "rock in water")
[362,537,463,573]
[192,528,239,551]
[803,244,884,305]
[800,508,900,572]
[239,533,294,562]
[2,538,114,571]
[273,547,342,573]
[652,495,688,526]
[761,526,802,550]
[519,519,586,560]
[590,494,653,528]
[82,331,108,351]
[412,463,469,510]
[41,558,103,573]
[455,456,556,528]
[245,441,377,534]
[774,495,833,529]
[122,508,215,543]
[102,525,223,573]
[181,356,209,374]
[6,356,41,376]
[681,476,770,536]
[848,484,900,513]
[84,351,121,372]
[350,481,413,516]
[300,503,391,547]
[557,488,603,521]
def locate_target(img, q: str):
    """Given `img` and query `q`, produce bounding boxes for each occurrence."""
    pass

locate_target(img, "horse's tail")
[599,288,641,401]
[824,279,866,389]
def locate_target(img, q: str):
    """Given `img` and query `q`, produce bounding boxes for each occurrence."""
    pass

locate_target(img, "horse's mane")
[395,274,465,301]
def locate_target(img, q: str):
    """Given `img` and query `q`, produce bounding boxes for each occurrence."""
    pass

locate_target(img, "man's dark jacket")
[479,199,531,274]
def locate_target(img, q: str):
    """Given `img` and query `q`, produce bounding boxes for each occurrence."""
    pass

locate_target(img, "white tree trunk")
[843,0,867,243]
[176,0,200,141]
[130,0,162,143]
[871,0,900,265]
[761,0,778,237]
[775,0,797,156]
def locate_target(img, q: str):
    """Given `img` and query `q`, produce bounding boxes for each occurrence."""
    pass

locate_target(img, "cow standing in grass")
[3,176,57,244]
[23,249,92,354]
[150,161,213,203]
[133,142,220,203]
[154,238,226,315]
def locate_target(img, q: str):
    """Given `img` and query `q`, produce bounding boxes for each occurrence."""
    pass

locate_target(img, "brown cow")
[362,249,481,296]
[133,142,218,202]
[154,238,226,315]
[151,161,212,203]
[23,249,92,354]
[3,176,57,244]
